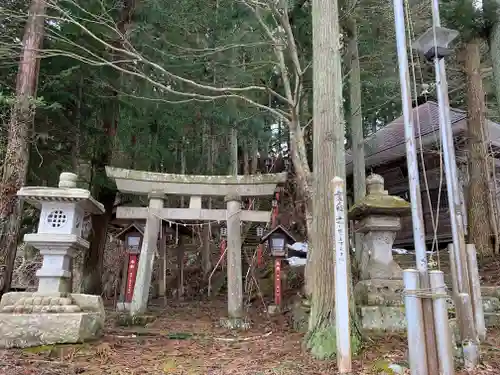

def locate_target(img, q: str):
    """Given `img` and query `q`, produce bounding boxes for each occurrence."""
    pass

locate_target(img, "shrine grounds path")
[0,298,499,374]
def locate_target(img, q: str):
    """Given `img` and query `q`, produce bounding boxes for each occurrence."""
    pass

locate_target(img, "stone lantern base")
[354,279,406,332]
[0,292,105,348]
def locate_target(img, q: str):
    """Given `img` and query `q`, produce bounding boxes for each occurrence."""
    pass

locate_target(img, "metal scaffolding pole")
[393,0,439,373]
[430,0,470,297]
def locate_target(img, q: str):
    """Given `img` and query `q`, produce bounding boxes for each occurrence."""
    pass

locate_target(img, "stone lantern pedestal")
[348,174,410,333]
[0,172,106,348]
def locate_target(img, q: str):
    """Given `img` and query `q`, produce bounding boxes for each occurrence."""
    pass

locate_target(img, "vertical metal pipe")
[429,270,454,375]
[466,244,486,341]
[393,0,439,372]
[393,0,427,273]
[403,269,428,375]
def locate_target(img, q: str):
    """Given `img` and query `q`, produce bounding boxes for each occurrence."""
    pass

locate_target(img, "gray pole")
[430,0,470,297]
[393,0,439,372]
[430,1,479,366]
[393,0,428,275]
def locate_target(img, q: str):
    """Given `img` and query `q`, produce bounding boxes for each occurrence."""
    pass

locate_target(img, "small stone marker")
[0,172,106,348]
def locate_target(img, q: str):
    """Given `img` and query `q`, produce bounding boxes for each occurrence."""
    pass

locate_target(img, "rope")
[403,287,449,299]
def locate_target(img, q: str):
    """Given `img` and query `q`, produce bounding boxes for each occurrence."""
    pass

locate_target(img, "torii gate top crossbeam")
[105,167,287,196]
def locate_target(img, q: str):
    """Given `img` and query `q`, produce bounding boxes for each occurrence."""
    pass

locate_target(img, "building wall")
[369,153,463,248]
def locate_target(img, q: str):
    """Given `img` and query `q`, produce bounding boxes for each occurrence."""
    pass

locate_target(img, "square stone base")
[0,292,105,348]
[354,279,404,306]
[0,312,104,348]
[359,306,406,333]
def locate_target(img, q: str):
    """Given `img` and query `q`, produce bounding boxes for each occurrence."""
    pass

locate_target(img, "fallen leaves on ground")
[0,298,499,374]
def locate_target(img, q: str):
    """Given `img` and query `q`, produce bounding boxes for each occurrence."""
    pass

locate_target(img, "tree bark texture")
[306,0,346,359]
[202,124,213,278]
[464,40,495,257]
[347,18,366,267]
[251,138,258,174]
[490,2,500,121]
[229,127,238,176]
[243,140,250,175]
[0,0,46,297]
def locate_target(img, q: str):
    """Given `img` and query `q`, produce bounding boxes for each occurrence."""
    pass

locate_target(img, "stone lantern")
[348,174,410,281]
[0,172,106,348]
[348,174,410,333]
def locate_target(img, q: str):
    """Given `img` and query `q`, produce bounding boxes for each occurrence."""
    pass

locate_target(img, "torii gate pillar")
[225,193,243,320]
[130,191,164,315]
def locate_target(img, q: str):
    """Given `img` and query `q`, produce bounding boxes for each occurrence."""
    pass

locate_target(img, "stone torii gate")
[105,167,287,320]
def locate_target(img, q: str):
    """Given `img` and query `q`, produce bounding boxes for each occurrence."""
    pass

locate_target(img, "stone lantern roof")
[17,172,105,214]
[348,174,410,221]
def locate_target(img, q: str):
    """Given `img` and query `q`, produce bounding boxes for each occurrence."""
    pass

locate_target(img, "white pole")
[466,244,486,341]
[393,0,427,277]
[332,177,351,374]
[403,269,429,375]
[429,270,454,375]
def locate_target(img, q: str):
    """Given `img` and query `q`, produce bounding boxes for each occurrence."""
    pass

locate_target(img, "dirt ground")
[0,298,499,375]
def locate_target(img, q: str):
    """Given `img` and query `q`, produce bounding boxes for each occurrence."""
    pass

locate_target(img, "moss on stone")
[105,166,287,185]
[348,194,410,220]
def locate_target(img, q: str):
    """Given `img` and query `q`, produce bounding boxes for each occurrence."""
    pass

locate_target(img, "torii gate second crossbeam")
[106,167,287,319]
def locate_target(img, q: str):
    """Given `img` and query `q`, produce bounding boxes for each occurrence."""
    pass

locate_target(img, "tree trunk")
[290,120,313,295]
[250,138,258,174]
[306,0,348,359]
[0,0,46,297]
[464,39,495,257]
[490,2,500,120]
[81,0,136,294]
[229,126,238,175]
[81,189,115,294]
[347,18,366,269]
[243,140,250,175]
[70,76,83,292]
[202,124,213,278]
[488,13,500,253]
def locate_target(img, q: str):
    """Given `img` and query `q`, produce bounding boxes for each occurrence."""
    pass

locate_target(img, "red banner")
[274,259,281,306]
[257,244,263,267]
[125,254,139,302]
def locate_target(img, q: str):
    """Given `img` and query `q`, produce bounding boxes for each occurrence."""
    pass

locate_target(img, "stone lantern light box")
[17,172,105,294]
